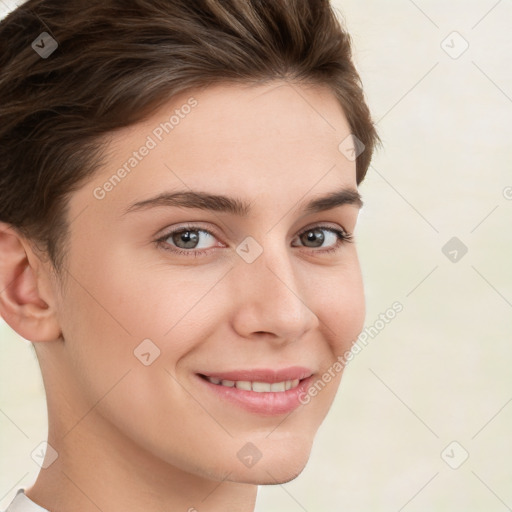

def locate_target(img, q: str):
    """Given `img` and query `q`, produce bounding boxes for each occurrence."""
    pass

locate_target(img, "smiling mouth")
[196,368,314,415]
[199,374,301,392]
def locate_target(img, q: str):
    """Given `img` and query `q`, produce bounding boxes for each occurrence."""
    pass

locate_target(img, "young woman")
[0,1,378,510]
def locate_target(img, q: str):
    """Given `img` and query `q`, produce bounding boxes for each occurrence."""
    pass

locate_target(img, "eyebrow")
[123,187,363,217]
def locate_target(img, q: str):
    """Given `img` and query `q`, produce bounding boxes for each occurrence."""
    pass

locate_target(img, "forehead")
[73,81,357,220]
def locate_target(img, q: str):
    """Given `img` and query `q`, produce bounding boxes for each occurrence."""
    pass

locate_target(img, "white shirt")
[3,489,49,512]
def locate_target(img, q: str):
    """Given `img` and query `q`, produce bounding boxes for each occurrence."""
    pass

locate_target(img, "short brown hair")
[0,0,378,272]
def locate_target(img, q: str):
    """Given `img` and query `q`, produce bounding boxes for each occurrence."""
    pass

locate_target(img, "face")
[47,81,365,484]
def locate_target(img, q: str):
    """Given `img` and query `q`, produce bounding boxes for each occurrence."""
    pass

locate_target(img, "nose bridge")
[230,237,318,340]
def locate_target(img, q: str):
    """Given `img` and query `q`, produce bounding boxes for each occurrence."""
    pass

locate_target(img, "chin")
[223,440,313,486]
[231,458,310,485]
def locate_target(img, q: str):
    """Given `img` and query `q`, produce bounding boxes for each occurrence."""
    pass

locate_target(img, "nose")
[230,240,319,343]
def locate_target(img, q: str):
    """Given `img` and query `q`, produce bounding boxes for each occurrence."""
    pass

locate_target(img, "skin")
[0,81,365,512]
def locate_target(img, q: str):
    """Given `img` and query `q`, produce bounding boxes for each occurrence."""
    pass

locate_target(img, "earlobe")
[0,223,62,342]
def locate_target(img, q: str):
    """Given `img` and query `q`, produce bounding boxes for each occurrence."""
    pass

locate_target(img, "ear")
[0,222,62,342]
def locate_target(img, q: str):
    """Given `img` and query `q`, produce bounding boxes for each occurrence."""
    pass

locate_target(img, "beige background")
[1,0,511,510]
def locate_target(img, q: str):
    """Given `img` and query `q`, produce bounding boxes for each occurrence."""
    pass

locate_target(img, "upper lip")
[198,366,313,383]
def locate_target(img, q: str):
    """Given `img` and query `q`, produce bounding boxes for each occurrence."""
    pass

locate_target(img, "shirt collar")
[5,489,49,512]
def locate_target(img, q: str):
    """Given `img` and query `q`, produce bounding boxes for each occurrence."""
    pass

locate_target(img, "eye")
[292,225,353,252]
[156,225,221,256]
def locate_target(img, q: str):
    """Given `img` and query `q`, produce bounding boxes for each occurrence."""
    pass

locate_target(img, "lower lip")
[196,374,314,415]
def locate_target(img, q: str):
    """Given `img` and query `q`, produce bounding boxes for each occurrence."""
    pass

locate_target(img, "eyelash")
[155,224,353,258]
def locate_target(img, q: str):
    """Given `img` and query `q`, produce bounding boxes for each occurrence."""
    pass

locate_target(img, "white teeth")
[235,381,252,391]
[252,382,272,392]
[270,382,286,392]
[205,376,301,392]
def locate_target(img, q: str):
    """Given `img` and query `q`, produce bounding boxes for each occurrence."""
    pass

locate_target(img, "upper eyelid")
[158,222,348,237]
[157,224,223,243]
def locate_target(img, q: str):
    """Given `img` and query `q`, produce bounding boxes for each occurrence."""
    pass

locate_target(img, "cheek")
[313,256,366,355]
[57,246,227,394]
[101,249,230,337]
[56,251,218,453]
[66,241,223,339]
